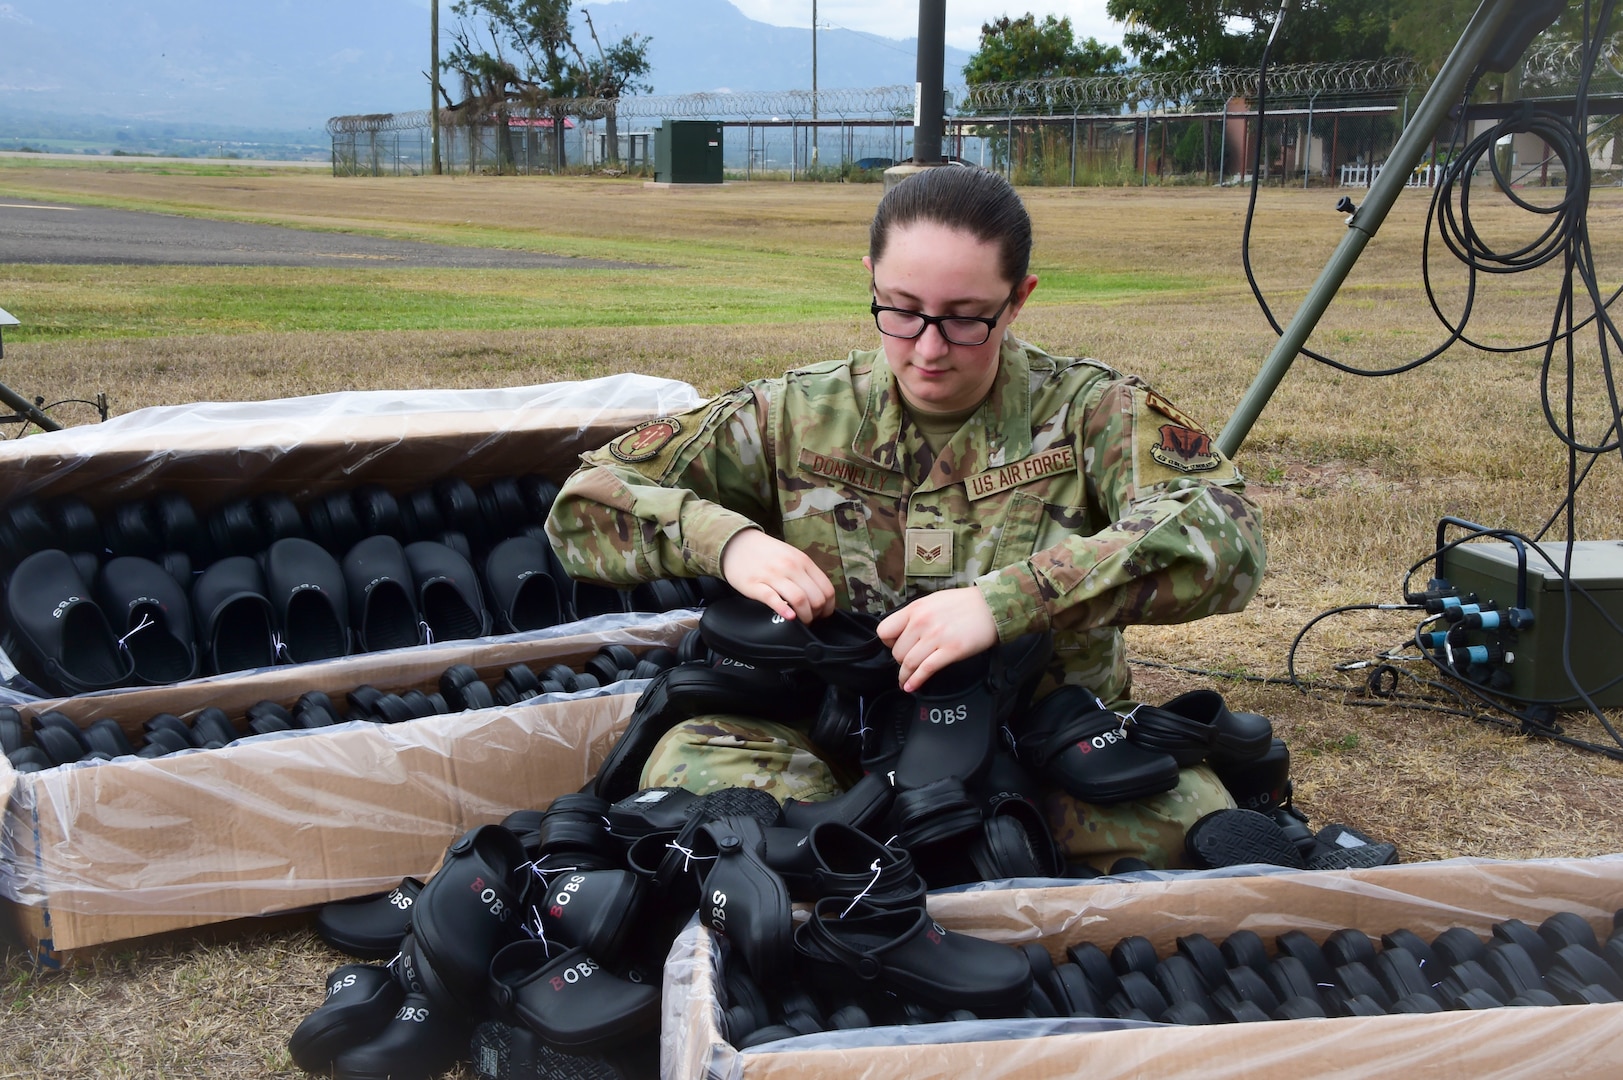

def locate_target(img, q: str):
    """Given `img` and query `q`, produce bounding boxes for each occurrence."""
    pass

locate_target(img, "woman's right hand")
[719,528,837,623]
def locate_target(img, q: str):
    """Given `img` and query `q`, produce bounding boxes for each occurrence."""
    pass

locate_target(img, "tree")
[963,15,1127,182]
[1105,0,1397,71]
[442,0,651,171]
[964,14,1127,84]
[576,8,652,162]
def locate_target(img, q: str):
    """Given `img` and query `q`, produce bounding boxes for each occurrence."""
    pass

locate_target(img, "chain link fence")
[328,47,1621,185]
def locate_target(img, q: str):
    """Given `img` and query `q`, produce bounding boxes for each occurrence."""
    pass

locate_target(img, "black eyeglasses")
[870,285,1018,347]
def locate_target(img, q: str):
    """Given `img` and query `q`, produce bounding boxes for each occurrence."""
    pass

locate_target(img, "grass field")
[3,160,1623,1077]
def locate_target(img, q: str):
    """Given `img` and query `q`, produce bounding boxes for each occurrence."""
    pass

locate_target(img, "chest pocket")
[988,490,1092,569]
[781,499,900,615]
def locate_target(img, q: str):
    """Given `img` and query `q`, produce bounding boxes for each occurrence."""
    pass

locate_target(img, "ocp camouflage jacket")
[547,338,1266,702]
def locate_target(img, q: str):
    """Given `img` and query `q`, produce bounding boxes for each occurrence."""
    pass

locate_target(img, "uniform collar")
[853,338,1034,487]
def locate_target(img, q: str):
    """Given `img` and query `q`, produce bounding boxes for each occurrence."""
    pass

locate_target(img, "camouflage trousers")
[642,716,1233,871]
[1044,765,1235,874]
[641,716,846,804]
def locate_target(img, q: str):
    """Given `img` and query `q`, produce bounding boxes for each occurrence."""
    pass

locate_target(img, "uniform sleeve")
[974,376,1266,639]
[544,384,779,586]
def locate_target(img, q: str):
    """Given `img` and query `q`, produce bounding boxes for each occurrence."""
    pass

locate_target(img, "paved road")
[0,199,637,269]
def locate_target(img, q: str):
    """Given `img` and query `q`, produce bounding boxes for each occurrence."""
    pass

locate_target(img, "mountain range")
[0,0,971,155]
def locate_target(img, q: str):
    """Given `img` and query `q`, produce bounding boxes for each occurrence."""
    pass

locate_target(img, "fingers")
[720,529,837,622]
[879,588,1000,693]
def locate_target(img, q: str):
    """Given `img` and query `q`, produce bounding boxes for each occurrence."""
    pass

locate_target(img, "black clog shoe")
[698,595,893,688]
[1016,686,1180,804]
[488,942,660,1053]
[191,555,278,674]
[5,548,133,695]
[794,896,1032,1015]
[405,540,490,642]
[95,555,198,684]
[410,824,528,1002]
[315,878,425,960]
[263,537,351,663]
[533,868,645,969]
[483,535,565,634]
[288,963,402,1074]
[328,991,466,1080]
[342,534,423,653]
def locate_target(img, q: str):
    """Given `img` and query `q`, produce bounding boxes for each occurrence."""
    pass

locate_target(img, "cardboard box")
[1,614,692,966]
[665,856,1623,1080]
[0,376,703,964]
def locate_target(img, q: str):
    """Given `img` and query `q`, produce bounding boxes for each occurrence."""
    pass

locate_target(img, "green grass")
[0,263,1211,343]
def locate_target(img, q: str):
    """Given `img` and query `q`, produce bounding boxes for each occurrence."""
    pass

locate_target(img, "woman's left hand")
[877,587,999,693]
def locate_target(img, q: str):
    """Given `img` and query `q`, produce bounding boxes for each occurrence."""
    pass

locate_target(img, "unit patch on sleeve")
[1149,424,1221,473]
[608,418,683,463]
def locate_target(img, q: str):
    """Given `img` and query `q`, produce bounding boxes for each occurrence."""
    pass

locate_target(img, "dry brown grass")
[3,168,1623,1078]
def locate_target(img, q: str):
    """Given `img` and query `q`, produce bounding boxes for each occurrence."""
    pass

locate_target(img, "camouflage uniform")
[549,338,1265,866]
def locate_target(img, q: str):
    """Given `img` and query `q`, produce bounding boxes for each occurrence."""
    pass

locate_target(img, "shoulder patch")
[608,418,683,463]
[1149,424,1221,473]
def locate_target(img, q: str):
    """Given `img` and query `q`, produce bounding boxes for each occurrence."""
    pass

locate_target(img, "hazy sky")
[601,1,1126,52]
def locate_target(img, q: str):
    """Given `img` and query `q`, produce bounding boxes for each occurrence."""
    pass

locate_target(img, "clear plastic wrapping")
[664,856,1623,1080]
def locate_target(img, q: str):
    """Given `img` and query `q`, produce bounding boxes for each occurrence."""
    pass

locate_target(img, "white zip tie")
[272,632,288,660]
[420,620,435,645]
[667,840,717,874]
[839,859,884,918]
[116,613,155,650]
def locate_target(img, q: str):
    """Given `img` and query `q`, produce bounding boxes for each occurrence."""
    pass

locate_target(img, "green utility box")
[1443,540,1623,707]
[654,121,723,184]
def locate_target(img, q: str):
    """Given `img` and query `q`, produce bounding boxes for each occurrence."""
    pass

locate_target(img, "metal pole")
[811,0,818,167]
[1219,100,1227,182]
[1304,93,1314,189]
[1141,114,1149,186]
[1218,0,1522,457]
[430,0,442,174]
[913,0,944,163]
[1070,108,1077,186]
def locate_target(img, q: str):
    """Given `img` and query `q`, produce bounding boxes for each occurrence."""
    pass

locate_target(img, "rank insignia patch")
[608,418,683,463]
[1149,424,1221,473]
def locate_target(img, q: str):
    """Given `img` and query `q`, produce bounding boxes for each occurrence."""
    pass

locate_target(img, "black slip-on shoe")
[1016,687,1180,804]
[893,632,1053,791]
[1185,809,1307,870]
[694,816,794,982]
[405,540,490,643]
[970,796,1065,881]
[411,824,528,1002]
[794,896,1032,1015]
[329,991,467,1080]
[289,963,402,1074]
[699,595,888,674]
[628,576,701,614]
[488,942,660,1052]
[469,1018,651,1080]
[6,548,133,695]
[343,534,423,653]
[807,822,925,909]
[1126,701,1219,767]
[484,536,565,634]
[1213,737,1292,813]
[264,537,351,663]
[533,868,645,969]
[83,717,137,758]
[95,555,198,684]
[781,771,895,835]
[315,878,425,960]
[192,555,278,674]
[605,786,699,842]
[569,578,633,620]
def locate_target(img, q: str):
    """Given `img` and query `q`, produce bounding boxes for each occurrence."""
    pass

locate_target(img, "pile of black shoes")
[295,809,663,1080]
[0,483,713,697]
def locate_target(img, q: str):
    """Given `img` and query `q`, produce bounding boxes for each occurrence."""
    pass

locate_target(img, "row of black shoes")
[0,529,709,697]
[0,475,563,570]
[1,642,681,773]
[723,905,1623,1043]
